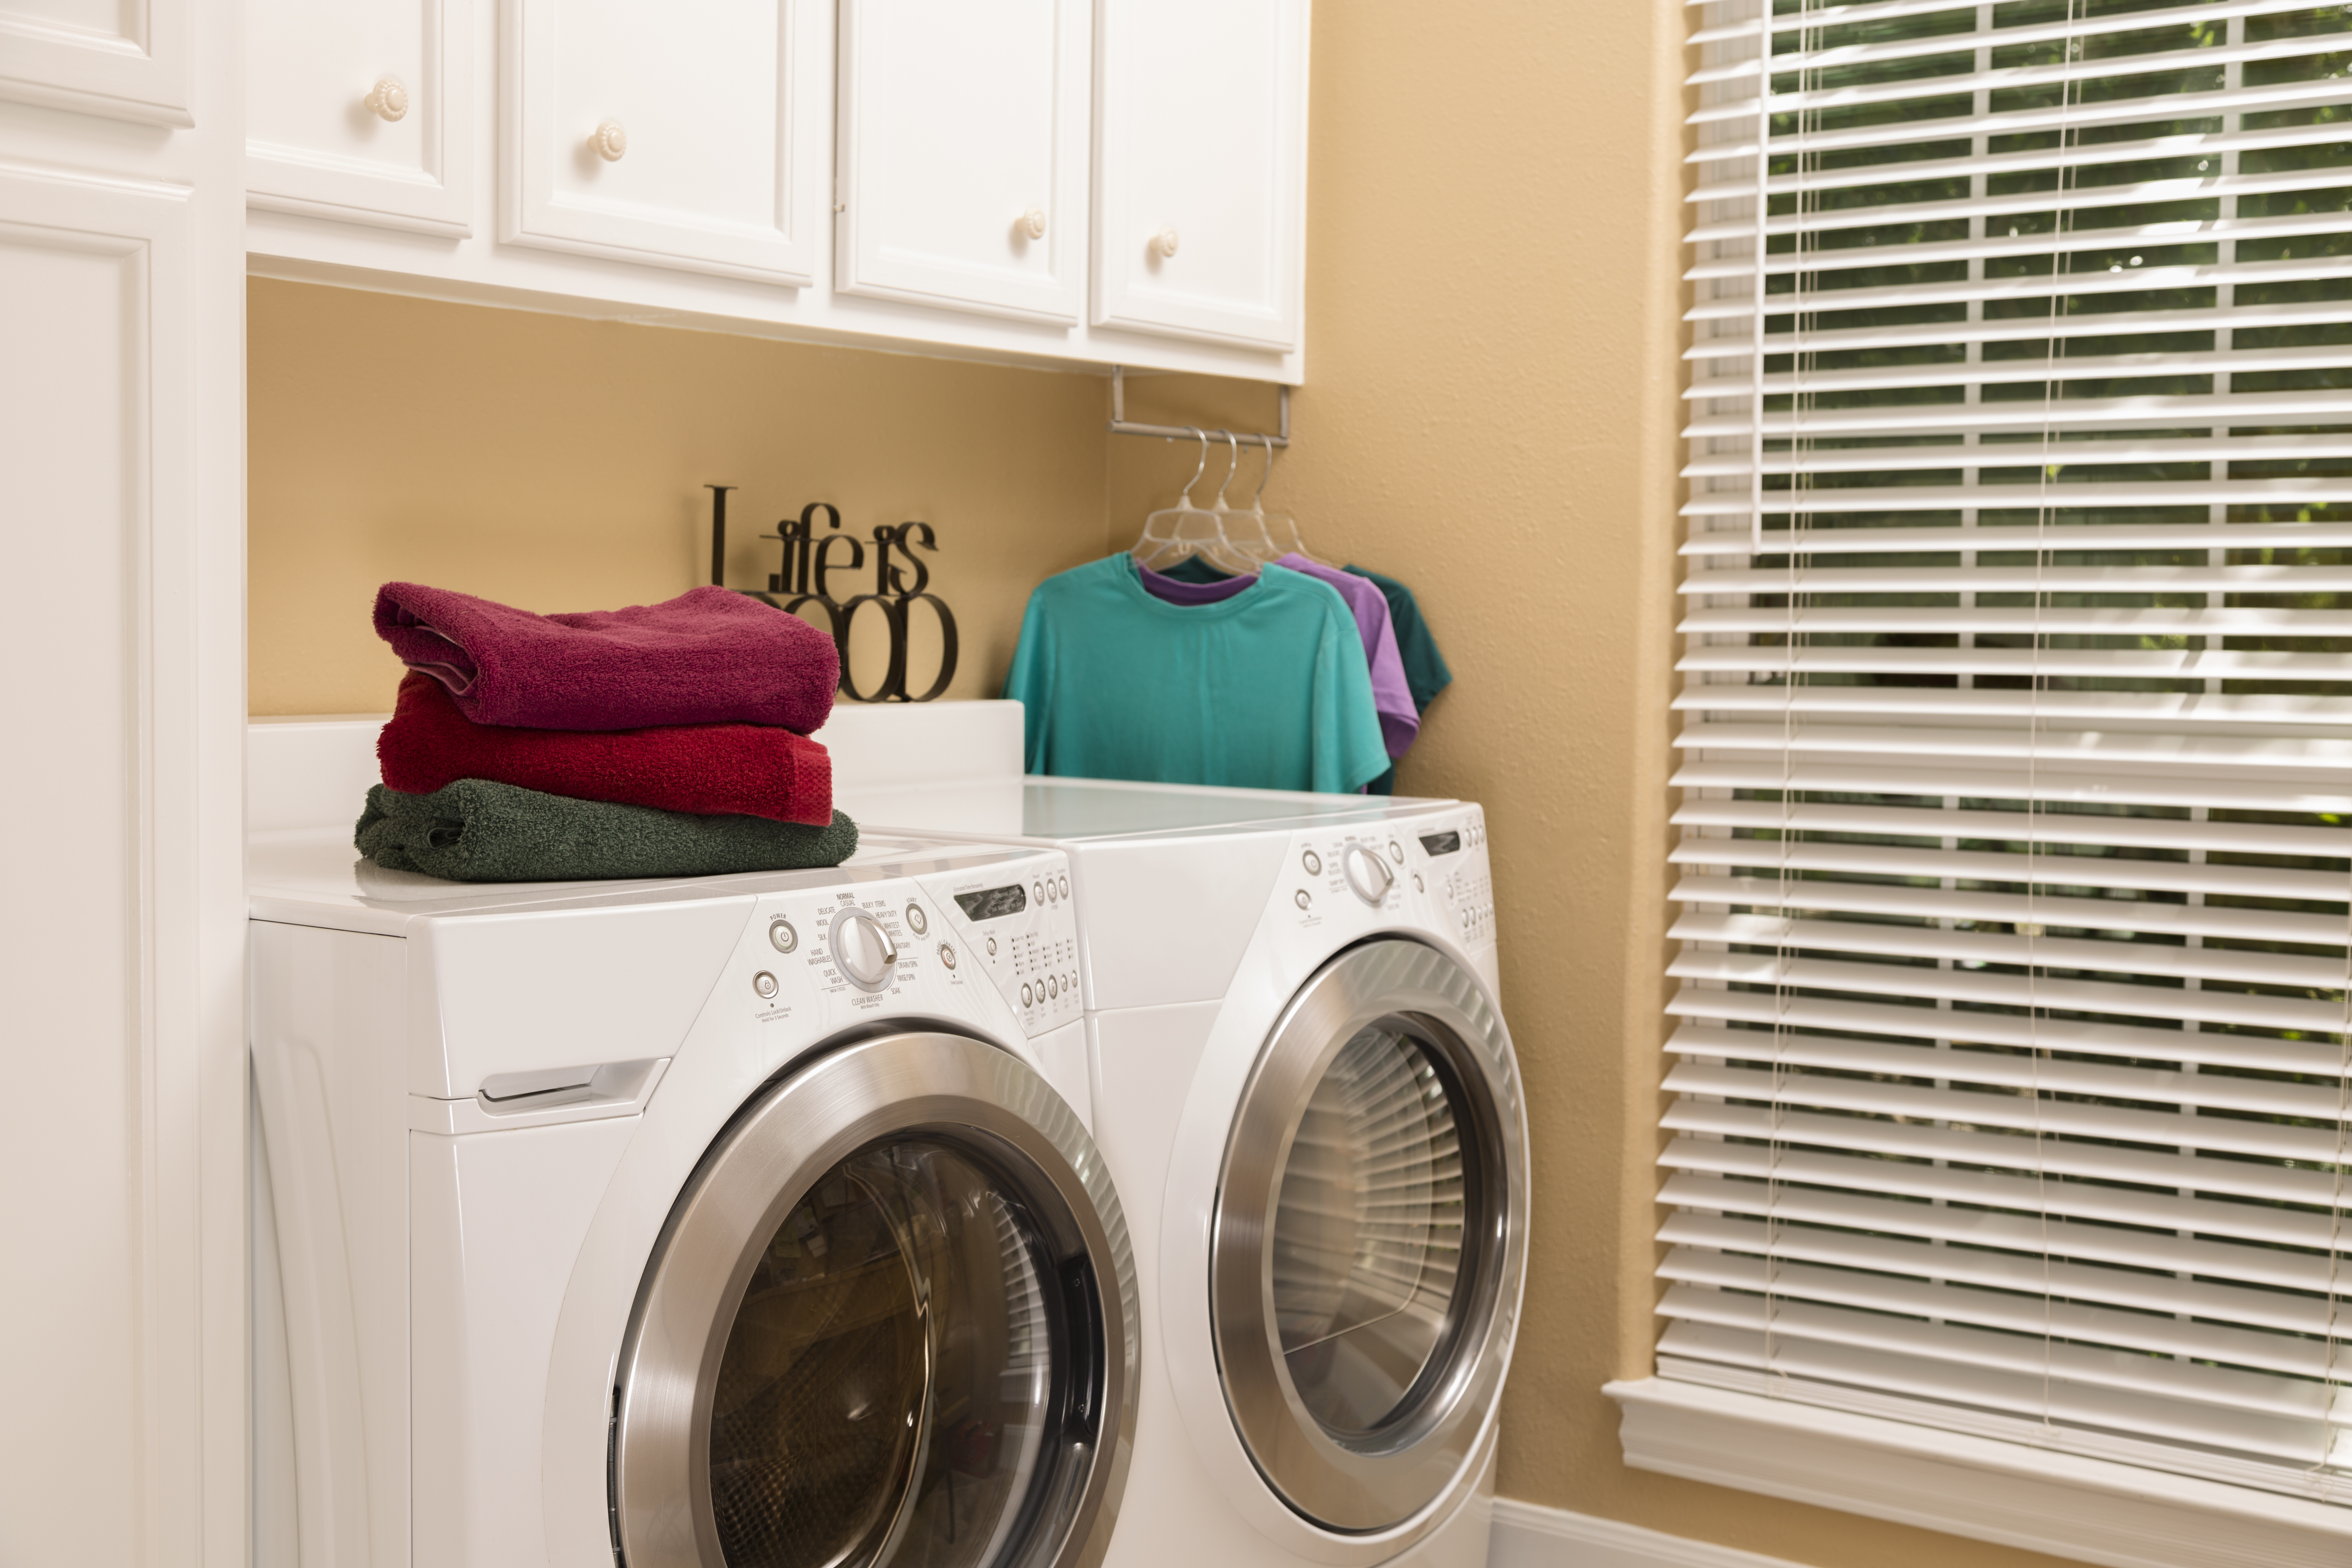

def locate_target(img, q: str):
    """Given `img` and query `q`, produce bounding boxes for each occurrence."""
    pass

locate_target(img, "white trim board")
[1606,1378,2352,1568]
[1490,1499,1811,1568]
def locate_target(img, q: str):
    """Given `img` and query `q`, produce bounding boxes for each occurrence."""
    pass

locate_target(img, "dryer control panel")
[1282,805,1497,956]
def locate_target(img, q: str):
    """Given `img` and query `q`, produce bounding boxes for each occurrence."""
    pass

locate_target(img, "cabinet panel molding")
[501,0,826,284]
[0,0,189,125]
[246,0,474,237]
[835,0,1089,324]
[1090,0,1307,350]
[0,158,207,1567]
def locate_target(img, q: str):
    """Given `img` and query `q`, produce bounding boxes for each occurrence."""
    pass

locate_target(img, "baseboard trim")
[1488,1499,1810,1568]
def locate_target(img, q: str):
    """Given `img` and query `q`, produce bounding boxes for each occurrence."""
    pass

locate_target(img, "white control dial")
[828,908,898,992]
[1341,842,1394,906]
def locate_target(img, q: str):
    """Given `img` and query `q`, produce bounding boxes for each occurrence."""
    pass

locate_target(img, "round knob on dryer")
[1020,206,1048,240]
[589,119,629,161]
[364,77,410,122]
[1341,842,1394,907]
[1152,227,1179,258]
[829,908,898,992]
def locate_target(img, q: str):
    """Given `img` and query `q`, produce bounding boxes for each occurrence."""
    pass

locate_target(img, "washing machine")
[871,780,1525,1568]
[248,800,1138,1568]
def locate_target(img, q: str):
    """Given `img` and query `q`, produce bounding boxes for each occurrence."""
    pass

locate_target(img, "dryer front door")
[1212,939,1527,1537]
[613,1032,1136,1568]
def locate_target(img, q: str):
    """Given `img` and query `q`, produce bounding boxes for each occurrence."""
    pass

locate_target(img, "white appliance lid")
[249,827,1054,936]
[869,777,1460,843]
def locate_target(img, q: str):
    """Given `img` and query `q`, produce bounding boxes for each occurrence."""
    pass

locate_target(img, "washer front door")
[1212,939,1528,1536]
[612,1032,1136,1568]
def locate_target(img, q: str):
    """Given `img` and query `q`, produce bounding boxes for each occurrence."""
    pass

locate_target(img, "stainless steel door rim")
[612,1031,1138,1568]
[1212,939,1527,1535]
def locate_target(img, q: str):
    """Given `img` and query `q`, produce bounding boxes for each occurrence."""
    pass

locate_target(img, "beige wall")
[246,6,2085,1564]
[249,277,1110,716]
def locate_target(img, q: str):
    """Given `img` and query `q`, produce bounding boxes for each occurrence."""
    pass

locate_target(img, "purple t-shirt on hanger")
[1276,554,1418,759]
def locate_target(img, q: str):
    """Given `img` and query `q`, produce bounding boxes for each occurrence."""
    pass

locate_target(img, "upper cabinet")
[1091,0,1307,351]
[247,0,474,235]
[502,0,829,284]
[0,0,190,126]
[835,0,1089,323]
[241,0,1312,383]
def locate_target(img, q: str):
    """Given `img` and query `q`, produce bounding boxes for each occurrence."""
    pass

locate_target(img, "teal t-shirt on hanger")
[1002,556,1390,795]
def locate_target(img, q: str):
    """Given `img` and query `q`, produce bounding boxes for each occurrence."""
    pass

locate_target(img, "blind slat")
[1684,519,2352,550]
[1668,1022,2351,1104]
[1660,1174,2338,1290]
[1669,981,2341,1078]
[1666,835,2350,902]
[1673,873,2352,950]
[1670,797,2352,856]
[1662,1100,2341,1206]
[1660,1140,2341,1250]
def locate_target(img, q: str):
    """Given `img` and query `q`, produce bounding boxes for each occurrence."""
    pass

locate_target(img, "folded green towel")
[355,779,859,883]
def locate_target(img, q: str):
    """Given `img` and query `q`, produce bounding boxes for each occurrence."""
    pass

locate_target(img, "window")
[1666,0,2352,1509]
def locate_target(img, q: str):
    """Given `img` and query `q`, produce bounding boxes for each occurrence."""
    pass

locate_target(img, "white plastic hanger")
[1238,433,1314,563]
[1131,427,1260,576]
[1205,429,1282,567]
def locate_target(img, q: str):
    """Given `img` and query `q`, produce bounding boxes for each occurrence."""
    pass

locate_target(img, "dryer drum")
[1212,939,1528,1536]
[612,1032,1138,1568]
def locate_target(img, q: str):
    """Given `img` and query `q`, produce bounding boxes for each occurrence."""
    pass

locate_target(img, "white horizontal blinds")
[1670,0,2352,1500]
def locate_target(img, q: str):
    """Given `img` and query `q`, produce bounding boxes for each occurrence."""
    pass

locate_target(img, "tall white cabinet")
[0,4,249,1568]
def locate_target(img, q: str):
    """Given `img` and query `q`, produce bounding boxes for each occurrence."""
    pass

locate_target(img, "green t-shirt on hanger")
[1345,566,1452,796]
[1003,556,1389,795]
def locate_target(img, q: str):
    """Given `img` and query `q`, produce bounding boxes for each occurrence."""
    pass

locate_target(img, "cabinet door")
[1092,0,1307,350]
[503,0,826,285]
[0,149,244,1568]
[247,0,474,236]
[836,0,1089,324]
[0,0,189,124]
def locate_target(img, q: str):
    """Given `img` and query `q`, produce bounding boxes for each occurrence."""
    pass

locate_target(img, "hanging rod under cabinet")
[1108,365,1291,448]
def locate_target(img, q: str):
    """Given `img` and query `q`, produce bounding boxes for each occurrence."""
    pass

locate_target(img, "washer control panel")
[927,852,1082,1036]
[1283,806,1496,953]
[719,846,1079,1038]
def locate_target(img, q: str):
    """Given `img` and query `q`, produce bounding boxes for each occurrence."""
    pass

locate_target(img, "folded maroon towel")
[374,581,838,732]
[378,672,835,825]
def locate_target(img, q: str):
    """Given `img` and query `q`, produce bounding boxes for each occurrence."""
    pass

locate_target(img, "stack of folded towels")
[356,582,857,882]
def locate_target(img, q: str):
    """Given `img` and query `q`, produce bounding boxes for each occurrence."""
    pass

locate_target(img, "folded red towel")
[374,581,837,732]
[378,672,835,825]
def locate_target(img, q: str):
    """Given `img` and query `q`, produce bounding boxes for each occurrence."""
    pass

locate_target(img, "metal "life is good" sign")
[708,486,958,703]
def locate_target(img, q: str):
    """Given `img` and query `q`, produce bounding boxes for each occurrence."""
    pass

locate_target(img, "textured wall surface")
[248,277,1110,715]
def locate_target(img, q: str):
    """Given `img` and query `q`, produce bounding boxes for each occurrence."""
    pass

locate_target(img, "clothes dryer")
[873,781,1525,1568]
[248,821,1136,1568]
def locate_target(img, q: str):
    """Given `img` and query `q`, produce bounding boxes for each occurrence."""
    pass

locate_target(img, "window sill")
[1605,1378,2352,1568]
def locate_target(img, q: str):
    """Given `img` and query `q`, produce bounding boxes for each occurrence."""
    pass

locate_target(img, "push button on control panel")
[767,918,798,953]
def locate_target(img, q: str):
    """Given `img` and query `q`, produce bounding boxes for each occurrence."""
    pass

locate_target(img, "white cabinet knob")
[1152,227,1179,258]
[1020,207,1047,240]
[588,120,628,162]
[363,77,409,122]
